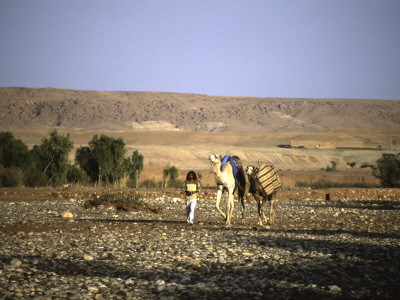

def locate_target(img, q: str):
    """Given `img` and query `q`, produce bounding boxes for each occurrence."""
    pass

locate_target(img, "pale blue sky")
[1,0,399,100]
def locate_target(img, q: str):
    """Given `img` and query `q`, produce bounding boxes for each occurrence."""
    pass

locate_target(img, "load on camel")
[246,162,281,226]
[209,154,246,225]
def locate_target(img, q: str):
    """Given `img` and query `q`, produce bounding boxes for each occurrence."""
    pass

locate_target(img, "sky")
[1,0,400,100]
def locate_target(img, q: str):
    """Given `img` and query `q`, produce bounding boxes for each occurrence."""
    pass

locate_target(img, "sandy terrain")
[7,128,396,187]
[2,87,400,186]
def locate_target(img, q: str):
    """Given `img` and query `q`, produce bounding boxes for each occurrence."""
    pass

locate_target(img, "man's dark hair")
[186,170,197,181]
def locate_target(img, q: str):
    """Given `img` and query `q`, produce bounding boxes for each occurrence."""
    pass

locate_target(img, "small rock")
[83,254,94,261]
[10,259,22,268]
[155,279,166,291]
[188,258,200,265]
[61,211,73,218]
[88,286,99,293]
[125,278,135,285]
[328,285,342,293]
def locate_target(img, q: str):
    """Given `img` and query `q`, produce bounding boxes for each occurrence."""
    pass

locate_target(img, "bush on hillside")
[373,155,400,187]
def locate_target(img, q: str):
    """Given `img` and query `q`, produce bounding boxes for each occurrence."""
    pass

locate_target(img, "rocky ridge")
[1,87,400,132]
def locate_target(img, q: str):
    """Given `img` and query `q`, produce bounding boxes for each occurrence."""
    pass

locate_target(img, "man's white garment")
[186,199,197,224]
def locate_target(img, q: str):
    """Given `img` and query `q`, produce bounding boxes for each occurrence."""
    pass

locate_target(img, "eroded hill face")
[2,87,400,174]
[1,87,399,132]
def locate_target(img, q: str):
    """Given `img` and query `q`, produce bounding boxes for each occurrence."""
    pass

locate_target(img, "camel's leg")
[261,197,267,225]
[215,188,226,220]
[269,197,275,225]
[226,189,234,225]
[253,193,263,225]
[240,193,246,224]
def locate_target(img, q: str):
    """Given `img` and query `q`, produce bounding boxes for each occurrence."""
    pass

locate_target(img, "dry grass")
[5,128,394,187]
[83,192,162,213]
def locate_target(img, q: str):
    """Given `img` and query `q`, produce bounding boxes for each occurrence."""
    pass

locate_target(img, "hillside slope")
[1,87,399,132]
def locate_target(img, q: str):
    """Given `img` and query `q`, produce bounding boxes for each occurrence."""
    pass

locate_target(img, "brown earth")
[5,128,395,187]
[1,87,400,186]
[1,185,399,213]
[1,87,400,132]
[1,186,399,234]
[1,185,399,299]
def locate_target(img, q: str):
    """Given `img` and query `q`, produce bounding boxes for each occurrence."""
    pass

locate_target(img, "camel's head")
[209,154,220,165]
[246,165,255,176]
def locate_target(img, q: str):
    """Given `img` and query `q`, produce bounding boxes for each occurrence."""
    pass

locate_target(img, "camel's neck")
[213,160,234,188]
[249,172,262,190]
[249,173,257,183]
[212,161,222,176]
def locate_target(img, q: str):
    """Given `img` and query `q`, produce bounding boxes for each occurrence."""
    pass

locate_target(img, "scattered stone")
[328,285,342,293]
[83,254,94,261]
[10,259,22,268]
[61,211,73,218]
[0,189,399,299]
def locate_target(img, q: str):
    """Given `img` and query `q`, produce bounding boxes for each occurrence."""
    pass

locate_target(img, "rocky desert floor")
[1,186,399,299]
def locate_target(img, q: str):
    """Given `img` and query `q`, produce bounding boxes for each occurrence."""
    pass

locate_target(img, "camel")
[246,164,281,225]
[209,154,246,225]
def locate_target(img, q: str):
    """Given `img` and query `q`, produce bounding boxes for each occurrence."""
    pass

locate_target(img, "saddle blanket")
[220,155,240,192]
[256,163,282,195]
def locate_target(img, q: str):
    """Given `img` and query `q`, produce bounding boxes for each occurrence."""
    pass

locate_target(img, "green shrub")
[325,161,337,172]
[0,166,23,187]
[347,162,356,168]
[24,169,47,187]
[66,165,86,184]
[75,134,134,186]
[28,130,74,186]
[373,155,400,187]
[130,150,144,188]
[0,132,29,170]
[162,166,179,188]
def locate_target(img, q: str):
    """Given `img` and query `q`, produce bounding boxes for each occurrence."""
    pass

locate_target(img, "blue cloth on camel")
[220,155,239,192]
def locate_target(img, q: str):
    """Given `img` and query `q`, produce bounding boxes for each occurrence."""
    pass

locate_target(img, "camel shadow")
[290,199,400,211]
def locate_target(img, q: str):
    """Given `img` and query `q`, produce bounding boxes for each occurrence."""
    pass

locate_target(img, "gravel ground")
[1,187,400,299]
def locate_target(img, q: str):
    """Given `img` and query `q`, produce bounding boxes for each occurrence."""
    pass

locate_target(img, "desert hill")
[1,87,399,132]
[2,87,400,185]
